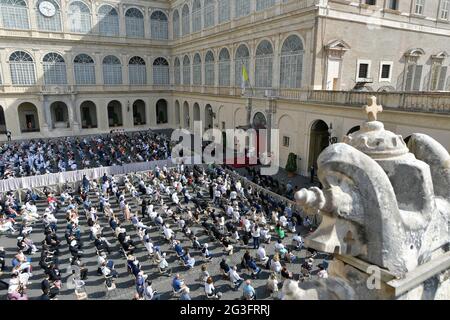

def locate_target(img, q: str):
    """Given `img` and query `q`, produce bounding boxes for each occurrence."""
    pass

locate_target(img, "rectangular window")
[440,0,449,20]
[356,60,371,81]
[282,136,290,148]
[414,0,425,15]
[388,0,398,10]
[379,61,393,82]
[365,0,376,5]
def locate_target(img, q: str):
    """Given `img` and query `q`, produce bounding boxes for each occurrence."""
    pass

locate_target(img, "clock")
[39,1,56,18]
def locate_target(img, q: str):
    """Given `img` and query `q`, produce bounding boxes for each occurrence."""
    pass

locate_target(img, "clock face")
[39,1,56,18]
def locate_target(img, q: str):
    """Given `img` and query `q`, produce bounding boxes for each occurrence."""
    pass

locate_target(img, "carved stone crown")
[343,96,409,159]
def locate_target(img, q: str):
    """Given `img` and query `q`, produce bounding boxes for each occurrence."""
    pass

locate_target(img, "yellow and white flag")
[241,63,249,90]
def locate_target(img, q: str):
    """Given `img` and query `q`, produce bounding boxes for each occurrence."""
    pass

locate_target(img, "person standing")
[6,130,11,141]
[251,224,261,249]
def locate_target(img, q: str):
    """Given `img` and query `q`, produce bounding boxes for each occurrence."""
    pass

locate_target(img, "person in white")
[228,266,244,290]
[163,224,174,241]
[257,245,269,264]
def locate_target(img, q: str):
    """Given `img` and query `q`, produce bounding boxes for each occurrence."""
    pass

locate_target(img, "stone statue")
[293,96,450,300]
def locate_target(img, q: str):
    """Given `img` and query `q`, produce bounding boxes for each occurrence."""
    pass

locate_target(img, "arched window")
[0,0,29,30]
[218,0,230,24]
[43,52,67,85]
[153,57,169,85]
[74,53,95,85]
[103,55,122,85]
[129,56,146,85]
[36,0,61,32]
[172,9,180,39]
[235,0,250,18]
[68,1,91,34]
[219,48,230,86]
[280,35,304,88]
[193,53,202,85]
[182,4,190,36]
[255,40,273,88]
[235,44,249,87]
[9,51,35,85]
[150,10,168,40]
[204,0,215,28]
[174,57,181,85]
[183,55,191,85]
[256,0,275,11]
[192,0,201,32]
[204,51,215,86]
[98,5,119,36]
[125,7,144,38]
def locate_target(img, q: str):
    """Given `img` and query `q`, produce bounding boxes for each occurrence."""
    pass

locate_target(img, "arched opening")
[150,10,168,40]
[204,51,215,86]
[204,104,213,130]
[347,125,360,135]
[235,44,249,88]
[193,103,200,122]
[252,112,267,129]
[68,1,91,34]
[107,100,123,127]
[18,102,40,132]
[43,52,67,85]
[80,101,97,128]
[251,112,267,158]
[128,56,146,85]
[280,35,304,88]
[156,99,168,124]
[308,120,330,169]
[183,101,190,128]
[98,5,119,37]
[255,40,273,88]
[133,99,146,125]
[50,101,69,128]
[153,57,169,85]
[125,7,144,38]
[0,105,6,134]
[103,55,122,85]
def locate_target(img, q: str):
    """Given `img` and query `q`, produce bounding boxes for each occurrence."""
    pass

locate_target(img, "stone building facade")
[0,0,449,174]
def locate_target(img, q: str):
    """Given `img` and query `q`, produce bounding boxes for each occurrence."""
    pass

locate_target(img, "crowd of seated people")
[0,130,171,179]
[0,161,327,300]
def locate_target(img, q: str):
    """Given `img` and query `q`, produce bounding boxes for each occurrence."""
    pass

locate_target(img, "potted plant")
[285,152,298,177]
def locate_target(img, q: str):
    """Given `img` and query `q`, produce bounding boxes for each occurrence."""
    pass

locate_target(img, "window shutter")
[405,64,414,91]
[412,65,423,91]
[438,66,448,91]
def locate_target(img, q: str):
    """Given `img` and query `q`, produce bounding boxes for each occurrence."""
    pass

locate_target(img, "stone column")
[144,7,151,39]
[119,4,127,37]
[272,36,281,90]
[230,45,236,87]
[91,2,100,34]
[249,40,256,89]
[214,49,219,88]
[40,95,51,132]
[121,53,129,85]
[146,55,153,85]
[65,51,75,86]
[60,0,69,33]
[93,52,103,85]
[246,98,252,127]
[70,93,80,132]
[33,49,44,86]
[0,48,11,85]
